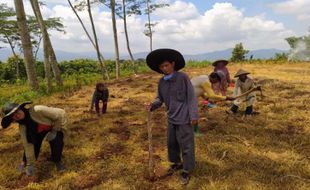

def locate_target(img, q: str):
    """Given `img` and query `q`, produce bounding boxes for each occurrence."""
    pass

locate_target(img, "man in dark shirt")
[146,49,199,185]
[90,82,109,116]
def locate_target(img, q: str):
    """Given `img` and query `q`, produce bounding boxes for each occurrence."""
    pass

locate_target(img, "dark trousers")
[23,131,64,164]
[95,100,107,114]
[167,123,195,172]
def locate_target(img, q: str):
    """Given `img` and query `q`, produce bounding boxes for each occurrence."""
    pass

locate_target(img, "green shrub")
[186,60,211,68]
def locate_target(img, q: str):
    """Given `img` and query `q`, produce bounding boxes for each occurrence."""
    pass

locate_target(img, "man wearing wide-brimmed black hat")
[1,101,67,176]
[146,49,199,185]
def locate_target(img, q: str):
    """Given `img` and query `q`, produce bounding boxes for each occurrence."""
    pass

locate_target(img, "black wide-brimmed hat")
[1,101,32,129]
[146,49,185,73]
[212,60,229,67]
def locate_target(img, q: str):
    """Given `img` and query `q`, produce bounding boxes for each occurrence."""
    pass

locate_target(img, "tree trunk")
[67,0,109,79]
[43,35,52,92]
[31,0,63,87]
[4,33,20,79]
[34,35,42,61]
[30,0,52,92]
[47,39,63,86]
[111,0,120,79]
[68,0,100,56]
[86,0,109,80]
[146,0,152,52]
[122,0,136,74]
[15,56,20,80]
[14,0,39,90]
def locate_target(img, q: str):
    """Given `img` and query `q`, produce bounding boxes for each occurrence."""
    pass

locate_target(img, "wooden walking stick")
[147,111,155,180]
[233,85,263,99]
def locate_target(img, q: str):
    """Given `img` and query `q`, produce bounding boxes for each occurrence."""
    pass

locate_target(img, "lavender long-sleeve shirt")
[151,71,199,125]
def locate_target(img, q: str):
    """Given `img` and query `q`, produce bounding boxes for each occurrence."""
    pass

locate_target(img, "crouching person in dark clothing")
[1,101,67,176]
[146,49,199,185]
[90,82,109,116]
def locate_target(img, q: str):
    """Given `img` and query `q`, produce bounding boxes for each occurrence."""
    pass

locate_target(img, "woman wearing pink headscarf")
[212,60,231,85]
[210,71,228,96]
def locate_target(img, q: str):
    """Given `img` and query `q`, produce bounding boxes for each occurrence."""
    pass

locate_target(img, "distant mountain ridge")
[0,48,288,62]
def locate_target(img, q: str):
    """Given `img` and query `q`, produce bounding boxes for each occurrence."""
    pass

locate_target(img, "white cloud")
[48,3,149,54]
[1,0,52,18]
[152,2,293,53]
[270,0,310,21]
[43,0,68,5]
[1,0,295,56]
[154,1,199,20]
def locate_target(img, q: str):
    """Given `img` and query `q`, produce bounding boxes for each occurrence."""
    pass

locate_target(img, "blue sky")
[1,0,310,56]
[184,0,284,16]
[182,0,306,36]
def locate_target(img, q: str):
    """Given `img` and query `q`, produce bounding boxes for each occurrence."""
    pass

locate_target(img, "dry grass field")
[0,62,309,190]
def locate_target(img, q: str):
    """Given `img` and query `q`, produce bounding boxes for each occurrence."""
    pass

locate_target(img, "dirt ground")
[0,63,309,190]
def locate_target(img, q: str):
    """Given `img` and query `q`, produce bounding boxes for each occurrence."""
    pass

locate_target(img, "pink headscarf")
[214,66,231,84]
[210,71,228,96]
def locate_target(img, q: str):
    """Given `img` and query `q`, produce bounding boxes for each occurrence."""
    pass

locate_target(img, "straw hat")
[1,101,32,128]
[234,69,250,78]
